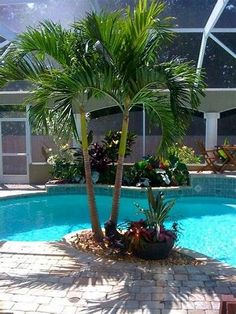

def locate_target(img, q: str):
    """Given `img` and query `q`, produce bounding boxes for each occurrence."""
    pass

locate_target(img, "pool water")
[0,194,236,267]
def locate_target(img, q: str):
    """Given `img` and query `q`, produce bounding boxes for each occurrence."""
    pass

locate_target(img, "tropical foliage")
[125,187,178,252]
[0,0,205,241]
[104,187,178,259]
[124,155,189,187]
[47,145,84,183]
[0,21,104,241]
[48,130,136,184]
[168,143,202,164]
[31,112,73,150]
[102,131,136,164]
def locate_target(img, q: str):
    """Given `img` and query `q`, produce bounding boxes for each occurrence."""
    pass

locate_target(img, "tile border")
[45,174,236,198]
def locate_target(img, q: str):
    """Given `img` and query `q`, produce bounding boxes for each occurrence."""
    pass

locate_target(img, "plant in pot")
[124,187,178,260]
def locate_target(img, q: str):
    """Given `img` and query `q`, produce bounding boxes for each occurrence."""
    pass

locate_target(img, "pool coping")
[1,172,236,199]
[45,172,236,198]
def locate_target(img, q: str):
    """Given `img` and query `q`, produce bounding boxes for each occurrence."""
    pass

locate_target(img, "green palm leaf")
[16,21,74,67]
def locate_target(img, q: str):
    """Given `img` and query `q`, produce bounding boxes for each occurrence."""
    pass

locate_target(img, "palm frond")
[16,21,74,67]
[28,74,78,139]
[160,60,206,125]
[0,51,51,88]
[132,88,185,156]
[126,0,173,58]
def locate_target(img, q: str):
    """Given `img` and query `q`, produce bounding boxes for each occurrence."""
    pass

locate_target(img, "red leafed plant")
[124,187,178,252]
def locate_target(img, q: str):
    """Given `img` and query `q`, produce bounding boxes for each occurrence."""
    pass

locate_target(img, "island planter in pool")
[124,187,178,260]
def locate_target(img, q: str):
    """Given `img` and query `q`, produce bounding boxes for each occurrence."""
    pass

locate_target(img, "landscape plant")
[0,21,104,241]
[78,0,205,227]
[123,155,189,187]
[124,187,178,259]
[48,130,136,184]
[0,0,205,244]
[168,143,202,164]
[31,111,73,150]
[102,131,137,164]
[47,146,84,183]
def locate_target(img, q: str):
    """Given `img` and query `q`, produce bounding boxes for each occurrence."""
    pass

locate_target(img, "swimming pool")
[0,194,236,267]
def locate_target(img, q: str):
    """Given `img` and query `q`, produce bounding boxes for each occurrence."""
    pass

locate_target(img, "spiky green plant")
[135,187,175,238]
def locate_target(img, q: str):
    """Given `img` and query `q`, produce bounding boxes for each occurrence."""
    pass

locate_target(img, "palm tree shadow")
[0,241,6,248]
[1,240,236,313]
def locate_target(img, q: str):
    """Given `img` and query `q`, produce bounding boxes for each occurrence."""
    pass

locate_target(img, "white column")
[204,112,220,149]
[73,113,81,147]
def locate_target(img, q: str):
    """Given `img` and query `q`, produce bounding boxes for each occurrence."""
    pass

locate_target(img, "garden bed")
[66,230,205,266]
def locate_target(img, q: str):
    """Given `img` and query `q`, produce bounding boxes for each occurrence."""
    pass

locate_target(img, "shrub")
[123,155,189,187]
[102,131,137,164]
[48,130,136,183]
[168,144,201,164]
[47,146,84,182]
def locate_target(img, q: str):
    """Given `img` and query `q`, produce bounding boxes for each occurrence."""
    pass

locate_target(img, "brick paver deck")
[0,187,235,313]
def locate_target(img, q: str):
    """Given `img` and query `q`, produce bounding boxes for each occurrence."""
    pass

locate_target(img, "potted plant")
[124,187,178,260]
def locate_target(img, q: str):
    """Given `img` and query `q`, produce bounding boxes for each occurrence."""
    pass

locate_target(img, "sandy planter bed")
[66,230,205,266]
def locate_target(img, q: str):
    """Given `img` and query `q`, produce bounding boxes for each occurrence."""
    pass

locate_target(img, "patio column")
[204,112,220,149]
[73,113,81,147]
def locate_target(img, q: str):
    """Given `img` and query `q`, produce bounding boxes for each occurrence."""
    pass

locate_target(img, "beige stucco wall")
[29,163,52,185]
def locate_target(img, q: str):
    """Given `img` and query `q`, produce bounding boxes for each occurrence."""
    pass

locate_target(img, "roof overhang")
[198,88,236,113]
[0,88,236,114]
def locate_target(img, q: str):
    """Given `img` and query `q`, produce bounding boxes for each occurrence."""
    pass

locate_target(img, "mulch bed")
[68,230,205,266]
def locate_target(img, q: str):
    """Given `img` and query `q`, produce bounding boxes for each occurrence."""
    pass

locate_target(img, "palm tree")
[0,22,104,241]
[0,0,205,236]
[77,0,205,225]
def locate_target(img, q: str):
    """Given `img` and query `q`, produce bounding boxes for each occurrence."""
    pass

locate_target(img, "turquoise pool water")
[0,194,236,267]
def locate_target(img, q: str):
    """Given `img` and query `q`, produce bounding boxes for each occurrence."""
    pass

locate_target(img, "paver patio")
[0,186,235,314]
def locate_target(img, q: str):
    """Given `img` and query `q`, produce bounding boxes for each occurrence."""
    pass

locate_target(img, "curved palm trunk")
[80,108,103,242]
[110,107,130,224]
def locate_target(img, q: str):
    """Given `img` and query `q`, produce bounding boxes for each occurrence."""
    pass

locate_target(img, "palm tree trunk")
[110,107,130,224]
[80,108,103,242]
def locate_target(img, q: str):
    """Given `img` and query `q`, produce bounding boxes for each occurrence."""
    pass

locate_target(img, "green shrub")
[102,131,137,164]
[123,155,189,187]
[168,144,201,164]
[48,148,83,182]
[48,130,136,183]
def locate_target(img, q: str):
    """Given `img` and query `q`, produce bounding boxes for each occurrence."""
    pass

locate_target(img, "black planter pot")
[133,239,174,260]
